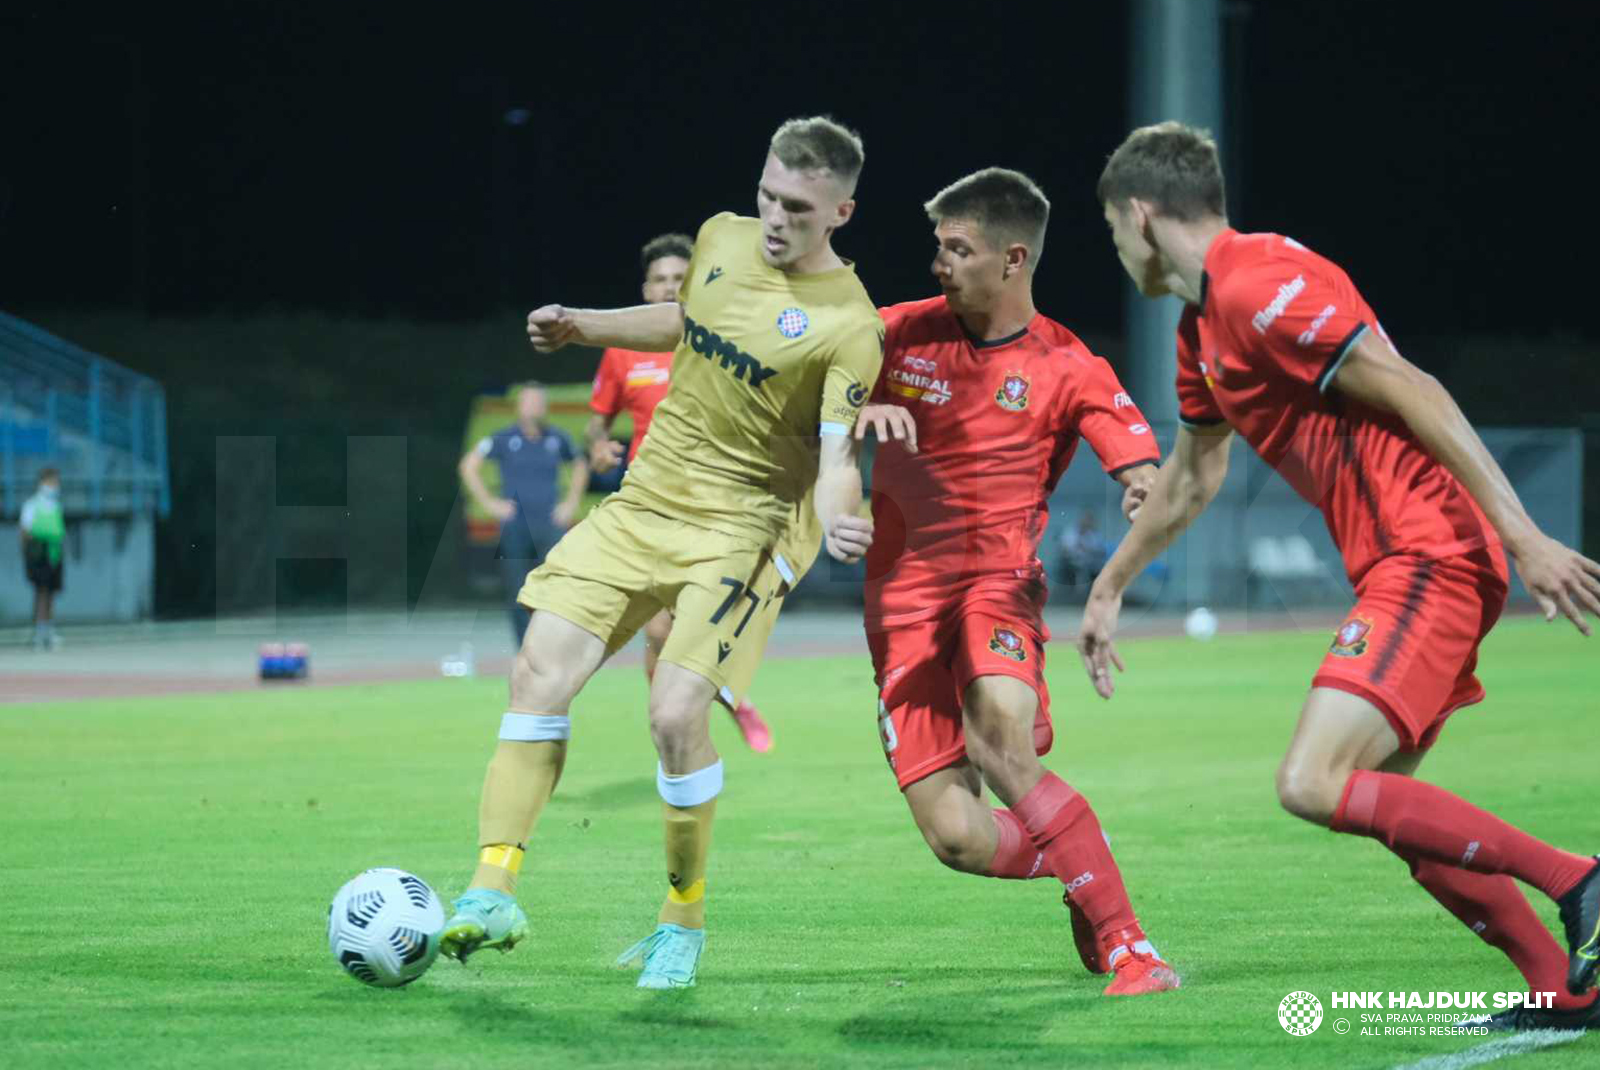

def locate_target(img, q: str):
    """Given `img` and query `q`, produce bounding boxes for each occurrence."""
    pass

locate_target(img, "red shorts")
[1312,546,1508,752]
[867,591,1052,791]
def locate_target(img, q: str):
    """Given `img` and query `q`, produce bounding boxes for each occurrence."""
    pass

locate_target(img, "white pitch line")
[1389,1028,1586,1070]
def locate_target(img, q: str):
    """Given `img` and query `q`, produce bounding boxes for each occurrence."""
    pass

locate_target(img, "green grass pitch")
[2,619,1596,1068]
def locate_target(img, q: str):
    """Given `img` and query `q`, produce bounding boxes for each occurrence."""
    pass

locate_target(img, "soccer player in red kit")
[856,168,1178,996]
[586,233,774,753]
[1082,122,1600,1030]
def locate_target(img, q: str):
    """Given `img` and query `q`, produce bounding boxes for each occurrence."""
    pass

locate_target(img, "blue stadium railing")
[0,311,170,519]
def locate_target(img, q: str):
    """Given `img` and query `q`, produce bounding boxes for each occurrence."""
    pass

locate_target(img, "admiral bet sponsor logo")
[886,353,952,405]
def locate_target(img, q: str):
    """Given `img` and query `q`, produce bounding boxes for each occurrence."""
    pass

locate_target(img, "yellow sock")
[658,798,716,929]
[472,729,566,895]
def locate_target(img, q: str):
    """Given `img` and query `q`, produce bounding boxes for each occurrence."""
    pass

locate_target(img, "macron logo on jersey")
[1251,274,1307,335]
[682,313,778,389]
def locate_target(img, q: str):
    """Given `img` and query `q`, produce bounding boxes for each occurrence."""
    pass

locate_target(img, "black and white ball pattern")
[327,868,446,987]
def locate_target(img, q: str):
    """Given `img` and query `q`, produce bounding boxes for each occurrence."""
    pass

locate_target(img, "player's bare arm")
[1116,462,1158,521]
[1331,332,1600,634]
[526,302,683,354]
[853,402,918,454]
[815,432,872,563]
[1079,424,1232,698]
[458,448,515,522]
[584,414,625,473]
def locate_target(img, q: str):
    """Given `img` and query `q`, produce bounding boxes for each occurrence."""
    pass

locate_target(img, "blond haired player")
[441,117,883,989]
[587,231,779,752]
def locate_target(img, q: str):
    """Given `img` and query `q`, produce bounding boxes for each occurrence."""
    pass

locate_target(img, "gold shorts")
[518,494,813,702]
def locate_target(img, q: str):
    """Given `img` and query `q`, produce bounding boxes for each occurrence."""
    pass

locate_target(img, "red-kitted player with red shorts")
[1084,122,1600,1032]
[856,168,1178,997]
[585,232,774,753]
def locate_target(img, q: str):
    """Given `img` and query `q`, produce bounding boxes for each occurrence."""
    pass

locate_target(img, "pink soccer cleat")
[729,700,773,753]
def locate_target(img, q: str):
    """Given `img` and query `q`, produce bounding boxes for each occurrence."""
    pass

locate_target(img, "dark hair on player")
[37,466,60,486]
[769,116,866,192]
[924,167,1052,268]
[639,233,693,274]
[1097,121,1227,222]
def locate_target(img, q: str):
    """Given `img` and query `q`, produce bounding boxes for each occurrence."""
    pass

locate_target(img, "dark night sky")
[5,1,1600,346]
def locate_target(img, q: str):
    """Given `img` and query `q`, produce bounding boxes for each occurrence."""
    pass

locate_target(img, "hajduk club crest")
[989,627,1028,662]
[995,372,1030,411]
[1329,615,1374,658]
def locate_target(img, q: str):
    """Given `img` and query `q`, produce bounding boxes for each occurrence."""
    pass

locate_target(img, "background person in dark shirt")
[460,383,589,645]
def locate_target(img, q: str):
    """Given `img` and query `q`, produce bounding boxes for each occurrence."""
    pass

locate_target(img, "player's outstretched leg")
[904,763,1105,974]
[1282,689,1600,994]
[616,663,721,988]
[442,611,605,963]
[1357,750,1598,1010]
[964,677,1178,996]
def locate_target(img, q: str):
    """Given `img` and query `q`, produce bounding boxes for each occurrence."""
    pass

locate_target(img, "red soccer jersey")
[866,296,1161,628]
[590,347,672,463]
[1177,229,1496,583]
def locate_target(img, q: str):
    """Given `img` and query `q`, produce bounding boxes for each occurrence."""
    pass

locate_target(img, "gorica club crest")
[1330,615,1375,658]
[989,627,1028,662]
[995,371,1030,411]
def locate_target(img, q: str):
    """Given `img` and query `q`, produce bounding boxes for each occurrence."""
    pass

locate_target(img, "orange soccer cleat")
[1103,948,1181,996]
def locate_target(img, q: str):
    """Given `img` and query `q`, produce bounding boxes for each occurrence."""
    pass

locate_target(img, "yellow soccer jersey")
[621,212,883,544]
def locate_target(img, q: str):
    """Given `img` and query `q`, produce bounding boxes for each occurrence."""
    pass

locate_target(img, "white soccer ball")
[1184,606,1219,641]
[327,868,446,987]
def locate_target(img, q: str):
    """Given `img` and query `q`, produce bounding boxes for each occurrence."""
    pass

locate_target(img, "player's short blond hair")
[924,167,1051,268]
[769,116,865,192]
[640,233,693,273]
[1098,121,1227,222]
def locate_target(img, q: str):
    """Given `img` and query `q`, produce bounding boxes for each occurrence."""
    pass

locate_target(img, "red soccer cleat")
[1103,949,1181,996]
[1063,892,1109,974]
[730,700,773,753]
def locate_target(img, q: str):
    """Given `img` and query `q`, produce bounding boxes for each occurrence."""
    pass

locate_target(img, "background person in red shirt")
[585,232,774,753]
[1083,121,1600,1031]
[857,168,1176,997]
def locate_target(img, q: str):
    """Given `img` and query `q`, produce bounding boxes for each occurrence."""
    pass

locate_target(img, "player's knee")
[646,696,706,761]
[1274,759,1341,825]
[962,708,1038,799]
[916,811,988,874]
[511,645,578,711]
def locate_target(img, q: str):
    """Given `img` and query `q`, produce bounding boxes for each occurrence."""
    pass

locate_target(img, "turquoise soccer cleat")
[439,889,529,963]
[615,923,705,988]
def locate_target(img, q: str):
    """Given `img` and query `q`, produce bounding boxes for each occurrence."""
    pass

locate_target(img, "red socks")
[985,808,1048,880]
[1406,853,1595,1012]
[1012,773,1139,943]
[1333,770,1592,900]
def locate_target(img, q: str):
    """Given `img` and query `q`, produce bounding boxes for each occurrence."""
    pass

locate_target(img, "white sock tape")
[657,759,724,807]
[499,712,571,742]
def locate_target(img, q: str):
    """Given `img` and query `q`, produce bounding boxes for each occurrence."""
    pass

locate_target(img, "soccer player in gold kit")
[440,117,884,988]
